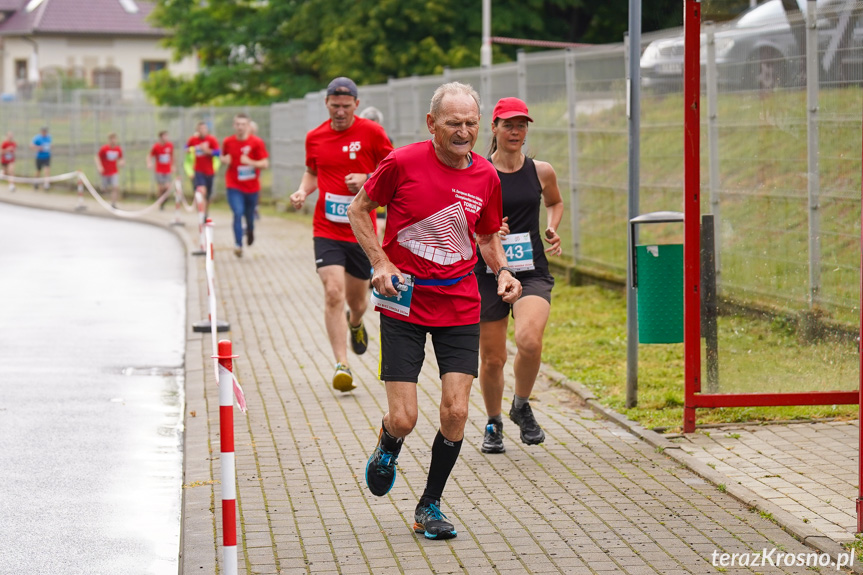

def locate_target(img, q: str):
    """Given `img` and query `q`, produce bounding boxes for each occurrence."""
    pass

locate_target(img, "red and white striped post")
[75,174,86,211]
[192,190,207,256]
[216,339,239,575]
[192,218,230,334]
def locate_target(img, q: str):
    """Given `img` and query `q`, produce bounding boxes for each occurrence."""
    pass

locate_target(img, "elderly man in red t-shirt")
[348,82,521,541]
[289,77,393,393]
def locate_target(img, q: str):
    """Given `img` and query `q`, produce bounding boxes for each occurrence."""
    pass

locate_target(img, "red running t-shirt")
[305,117,393,242]
[1,140,15,164]
[150,142,174,174]
[364,140,503,326]
[98,145,123,176]
[222,134,268,193]
[186,135,220,175]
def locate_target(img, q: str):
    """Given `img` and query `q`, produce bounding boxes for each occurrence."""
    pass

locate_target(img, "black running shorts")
[477,272,554,323]
[313,237,372,280]
[379,313,480,382]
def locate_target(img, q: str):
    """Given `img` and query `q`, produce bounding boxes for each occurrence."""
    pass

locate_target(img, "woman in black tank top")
[477,98,564,454]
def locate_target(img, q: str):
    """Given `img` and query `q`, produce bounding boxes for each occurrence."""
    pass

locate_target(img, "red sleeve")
[256,137,268,159]
[304,133,316,173]
[98,146,106,160]
[221,138,231,156]
[364,151,398,207]
[118,147,123,159]
[150,144,157,157]
[185,137,195,148]
[209,136,220,152]
[475,175,503,236]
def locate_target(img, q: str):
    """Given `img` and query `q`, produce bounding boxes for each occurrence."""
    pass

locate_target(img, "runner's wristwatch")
[495,266,516,281]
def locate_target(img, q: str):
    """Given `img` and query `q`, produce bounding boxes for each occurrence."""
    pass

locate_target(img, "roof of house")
[0,0,163,37]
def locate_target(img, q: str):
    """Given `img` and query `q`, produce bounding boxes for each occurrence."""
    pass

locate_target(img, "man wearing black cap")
[290,77,393,392]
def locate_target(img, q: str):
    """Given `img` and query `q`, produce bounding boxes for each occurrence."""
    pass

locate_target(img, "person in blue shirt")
[30,126,52,189]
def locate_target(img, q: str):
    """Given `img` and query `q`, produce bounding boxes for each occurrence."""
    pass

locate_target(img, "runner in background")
[222,113,268,258]
[476,98,563,454]
[30,126,51,189]
[95,132,125,208]
[1,132,16,192]
[186,121,220,216]
[148,130,174,209]
[289,77,393,392]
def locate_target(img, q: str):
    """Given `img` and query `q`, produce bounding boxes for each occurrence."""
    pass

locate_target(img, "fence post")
[387,78,397,145]
[705,22,722,289]
[517,50,527,102]
[625,19,641,409]
[411,75,422,141]
[564,48,580,262]
[806,0,821,309]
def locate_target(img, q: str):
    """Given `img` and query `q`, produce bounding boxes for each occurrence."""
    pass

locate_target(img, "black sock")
[421,430,462,504]
[380,418,403,453]
[488,414,503,425]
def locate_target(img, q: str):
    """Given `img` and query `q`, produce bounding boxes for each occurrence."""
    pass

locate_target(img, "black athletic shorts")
[36,157,50,170]
[477,271,554,322]
[313,237,371,280]
[379,313,480,382]
[193,172,215,199]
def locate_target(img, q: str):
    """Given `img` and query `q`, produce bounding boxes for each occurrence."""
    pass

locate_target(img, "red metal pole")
[683,0,702,433]
[857,98,863,533]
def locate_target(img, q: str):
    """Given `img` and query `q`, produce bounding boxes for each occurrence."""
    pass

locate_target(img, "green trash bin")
[630,212,684,344]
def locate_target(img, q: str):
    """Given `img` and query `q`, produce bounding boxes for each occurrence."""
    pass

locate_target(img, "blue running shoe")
[365,429,398,496]
[413,500,457,540]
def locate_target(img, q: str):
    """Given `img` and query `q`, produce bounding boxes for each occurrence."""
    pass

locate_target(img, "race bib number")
[41,143,51,152]
[324,192,351,223]
[487,232,534,273]
[2,152,12,161]
[195,147,205,156]
[106,150,119,161]
[158,153,171,164]
[370,274,414,317]
[237,165,256,181]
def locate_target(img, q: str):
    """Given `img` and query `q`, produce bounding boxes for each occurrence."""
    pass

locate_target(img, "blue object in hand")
[391,276,408,292]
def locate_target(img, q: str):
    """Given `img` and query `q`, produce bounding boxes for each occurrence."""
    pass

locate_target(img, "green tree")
[147,0,684,106]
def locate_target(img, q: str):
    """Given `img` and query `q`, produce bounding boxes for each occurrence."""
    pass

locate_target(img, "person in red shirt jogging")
[1,131,16,192]
[289,77,393,393]
[222,113,268,258]
[348,82,521,540]
[95,133,124,208]
[186,121,220,215]
[147,130,174,209]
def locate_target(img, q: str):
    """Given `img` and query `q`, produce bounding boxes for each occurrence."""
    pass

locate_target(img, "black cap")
[326,77,358,98]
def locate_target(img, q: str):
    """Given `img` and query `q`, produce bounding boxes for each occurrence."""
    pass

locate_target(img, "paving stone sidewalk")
[1,186,859,574]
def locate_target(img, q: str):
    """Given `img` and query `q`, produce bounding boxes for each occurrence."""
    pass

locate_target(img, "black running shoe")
[365,429,398,496]
[481,420,506,454]
[509,402,546,445]
[347,311,368,355]
[413,500,457,540]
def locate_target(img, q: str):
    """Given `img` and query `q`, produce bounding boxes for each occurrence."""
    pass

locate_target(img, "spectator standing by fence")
[2,131,16,191]
[95,133,124,208]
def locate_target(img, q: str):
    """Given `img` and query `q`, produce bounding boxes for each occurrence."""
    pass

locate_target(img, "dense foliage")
[146,0,684,105]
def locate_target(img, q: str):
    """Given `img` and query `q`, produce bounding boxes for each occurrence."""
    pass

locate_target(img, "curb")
[532,353,863,573]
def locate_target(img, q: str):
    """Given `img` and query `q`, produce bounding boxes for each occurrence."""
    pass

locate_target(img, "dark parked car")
[640,0,863,91]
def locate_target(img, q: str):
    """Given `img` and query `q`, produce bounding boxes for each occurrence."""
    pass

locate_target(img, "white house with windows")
[0,0,197,98]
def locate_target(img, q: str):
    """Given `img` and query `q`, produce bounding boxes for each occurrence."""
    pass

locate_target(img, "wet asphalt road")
[0,203,185,574]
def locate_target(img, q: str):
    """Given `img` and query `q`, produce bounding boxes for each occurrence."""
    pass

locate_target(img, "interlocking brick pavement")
[1,186,857,574]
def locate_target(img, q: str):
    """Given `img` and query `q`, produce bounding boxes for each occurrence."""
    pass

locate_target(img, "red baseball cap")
[492,97,533,122]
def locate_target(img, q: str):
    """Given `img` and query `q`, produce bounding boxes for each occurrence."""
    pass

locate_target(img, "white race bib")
[106,150,119,161]
[370,274,414,317]
[487,232,535,273]
[324,192,352,223]
[158,153,171,164]
[237,165,256,181]
[2,152,12,161]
